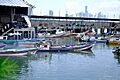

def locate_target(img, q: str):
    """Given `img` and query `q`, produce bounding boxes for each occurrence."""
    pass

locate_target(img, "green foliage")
[0,57,18,80]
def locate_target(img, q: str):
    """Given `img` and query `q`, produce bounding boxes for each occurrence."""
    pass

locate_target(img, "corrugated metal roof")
[0,0,29,7]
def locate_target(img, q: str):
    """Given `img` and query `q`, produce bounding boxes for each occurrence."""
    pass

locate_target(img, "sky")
[26,0,120,18]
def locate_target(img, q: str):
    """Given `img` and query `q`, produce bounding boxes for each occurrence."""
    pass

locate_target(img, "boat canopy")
[22,15,31,27]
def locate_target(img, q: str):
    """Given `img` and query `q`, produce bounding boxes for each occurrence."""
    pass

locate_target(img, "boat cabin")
[0,0,35,39]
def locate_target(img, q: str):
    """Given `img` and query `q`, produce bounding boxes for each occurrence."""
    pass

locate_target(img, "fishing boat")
[35,41,94,52]
[113,46,120,54]
[0,48,37,56]
[95,36,107,43]
[46,33,65,38]
[38,29,66,38]
[17,40,40,48]
[0,43,6,48]
[112,46,120,64]
[0,39,42,48]
[106,37,120,45]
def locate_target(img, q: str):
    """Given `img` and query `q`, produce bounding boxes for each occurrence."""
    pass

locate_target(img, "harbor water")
[0,37,120,80]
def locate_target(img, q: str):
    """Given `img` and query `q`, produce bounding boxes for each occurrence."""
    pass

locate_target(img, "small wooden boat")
[38,29,66,38]
[113,46,120,55]
[17,41,38,48]
[95,37,107,43]
[0,43,6,48]
[106,37,120,45]
[35,41,94,52]
[112,47,120,64]
[46,33,65,38]
[38,33,65,38]
[0,39,42,47]
[0,48,37,56]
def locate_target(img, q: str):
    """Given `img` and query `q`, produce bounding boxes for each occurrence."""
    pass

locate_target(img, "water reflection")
[1,43,119,80]
[69,50,95,57]
[113,52,120,64]
[28,52,52,61]
[28,50,94,61]
[1,37,120,80]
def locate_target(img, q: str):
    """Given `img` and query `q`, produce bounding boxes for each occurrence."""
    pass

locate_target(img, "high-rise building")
[76,5,94,18]
[85,6,88,13]
[85,6,88,17]
[98,12,102,18]
[65,11,68,17]
[49,10,53,16]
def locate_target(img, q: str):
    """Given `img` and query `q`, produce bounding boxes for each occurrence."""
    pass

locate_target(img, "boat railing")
[0,36,8,40]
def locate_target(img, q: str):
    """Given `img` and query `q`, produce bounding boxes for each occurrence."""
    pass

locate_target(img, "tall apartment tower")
[65,11,68,17]
[85,6,88,13]
[49,10,53,16]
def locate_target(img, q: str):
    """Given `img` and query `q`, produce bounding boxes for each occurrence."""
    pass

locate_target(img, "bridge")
[30,15,120,21]
[30,15,120,34]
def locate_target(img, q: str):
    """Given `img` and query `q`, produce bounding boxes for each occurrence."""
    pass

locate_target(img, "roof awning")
[0,0,29,7]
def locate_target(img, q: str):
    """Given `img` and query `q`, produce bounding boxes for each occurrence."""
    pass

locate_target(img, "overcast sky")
[26,0,120,18]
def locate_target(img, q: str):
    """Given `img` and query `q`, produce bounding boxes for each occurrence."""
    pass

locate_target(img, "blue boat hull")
[0,43,6,48]
[37,43,93,52]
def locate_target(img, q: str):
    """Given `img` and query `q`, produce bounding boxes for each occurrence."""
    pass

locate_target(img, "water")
[0,41,120,80]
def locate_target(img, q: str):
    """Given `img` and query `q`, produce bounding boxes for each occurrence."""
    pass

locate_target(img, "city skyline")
[26,0,120,18]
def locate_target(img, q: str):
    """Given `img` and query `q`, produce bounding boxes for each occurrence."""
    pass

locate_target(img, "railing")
[0,24,14,36]
[2,27,14,36]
